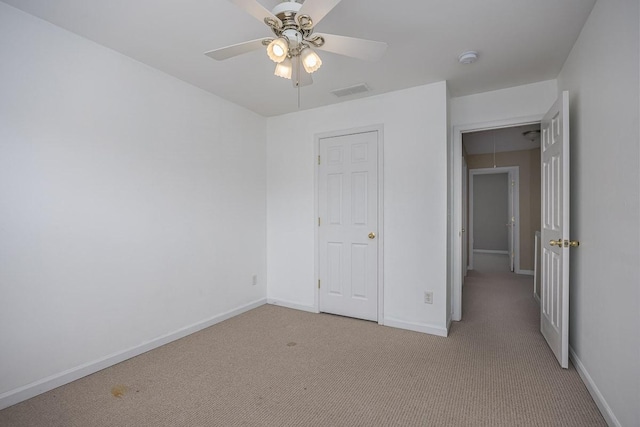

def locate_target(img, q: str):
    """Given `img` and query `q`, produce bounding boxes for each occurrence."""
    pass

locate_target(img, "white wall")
[267,82,449,335]
[557,1,640,426]
[0,3,267,405]
[451,80,557,127]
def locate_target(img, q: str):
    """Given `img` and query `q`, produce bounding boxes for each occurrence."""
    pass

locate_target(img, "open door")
[541,91,577,369]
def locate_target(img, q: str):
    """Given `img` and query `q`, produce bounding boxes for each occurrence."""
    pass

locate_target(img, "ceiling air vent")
[330,83,371,98]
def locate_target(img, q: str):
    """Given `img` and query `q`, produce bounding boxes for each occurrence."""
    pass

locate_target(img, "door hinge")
[512,180,515,186]
[318,280,321,289]
[318,155,321,165]
[318,217,321,226]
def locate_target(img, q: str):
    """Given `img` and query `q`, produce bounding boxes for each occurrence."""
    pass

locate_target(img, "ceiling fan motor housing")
[271,1,302,18]
[282,28,302,49]
[269,2,307,53]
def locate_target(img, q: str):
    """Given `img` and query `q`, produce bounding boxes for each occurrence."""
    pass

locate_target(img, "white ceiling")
[463,124,541,155]
[2,0,596,117]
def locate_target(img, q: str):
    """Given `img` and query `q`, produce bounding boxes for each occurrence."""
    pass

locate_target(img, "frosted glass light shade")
[274,57,292,79]
[267,38,289,63]
[300,47,322,73]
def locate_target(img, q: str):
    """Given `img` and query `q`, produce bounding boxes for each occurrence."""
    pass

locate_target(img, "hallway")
[454,270,606,425]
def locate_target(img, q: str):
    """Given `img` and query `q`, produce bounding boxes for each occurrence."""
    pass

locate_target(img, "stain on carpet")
[110,385,129,398]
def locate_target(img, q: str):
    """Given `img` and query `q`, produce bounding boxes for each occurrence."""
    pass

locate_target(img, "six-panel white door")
[318,131,378,321]
[541,91,570,368]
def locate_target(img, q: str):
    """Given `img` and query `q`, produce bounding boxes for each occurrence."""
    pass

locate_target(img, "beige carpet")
[0,272,605,426]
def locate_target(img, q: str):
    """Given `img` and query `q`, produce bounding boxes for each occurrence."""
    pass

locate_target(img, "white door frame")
[314,124,385,324]
[461,156,468,282]
[468,166,520,272]
[451,116,541,321]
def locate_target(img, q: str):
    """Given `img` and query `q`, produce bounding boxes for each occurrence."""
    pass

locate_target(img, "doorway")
[468,167,519,273]
[452,121,542,321]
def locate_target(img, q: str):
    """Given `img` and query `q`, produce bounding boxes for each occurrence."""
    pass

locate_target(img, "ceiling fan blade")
[204,39,266,60]
[297,0,342,27]
[292,57,313,87]
[229,0,282,27]
[314,33,388,61]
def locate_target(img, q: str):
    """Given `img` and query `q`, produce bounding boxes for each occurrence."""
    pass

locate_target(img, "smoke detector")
[458,51,478,64]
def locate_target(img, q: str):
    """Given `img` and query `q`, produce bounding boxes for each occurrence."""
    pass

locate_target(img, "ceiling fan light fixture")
[267,38,289,63]
[206,0,388,90]
[274,57,293,79]
[300,47,322,73]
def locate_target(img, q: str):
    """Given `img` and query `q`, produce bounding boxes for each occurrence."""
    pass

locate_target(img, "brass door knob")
[549,239,580,247]
[368,232,376,239]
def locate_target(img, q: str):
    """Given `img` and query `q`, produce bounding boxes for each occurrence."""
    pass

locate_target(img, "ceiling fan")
[205,0,388,87]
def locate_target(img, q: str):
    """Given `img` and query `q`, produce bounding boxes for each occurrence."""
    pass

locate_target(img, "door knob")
[549,239,563,247]
[368,232,376,239]
[568,240,580,248]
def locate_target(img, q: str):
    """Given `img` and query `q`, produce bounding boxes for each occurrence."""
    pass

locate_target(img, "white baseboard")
[267,298,317,313]
[0,298,267,411]
[517,269,534,276]
[384,317,448,337]
[569,347,620,427]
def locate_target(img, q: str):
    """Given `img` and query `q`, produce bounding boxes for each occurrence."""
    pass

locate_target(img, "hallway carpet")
[0,272,605,426]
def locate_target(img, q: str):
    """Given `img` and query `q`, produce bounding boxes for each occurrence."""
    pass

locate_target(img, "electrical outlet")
[424,291,433,304]
[252,275,258,286]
